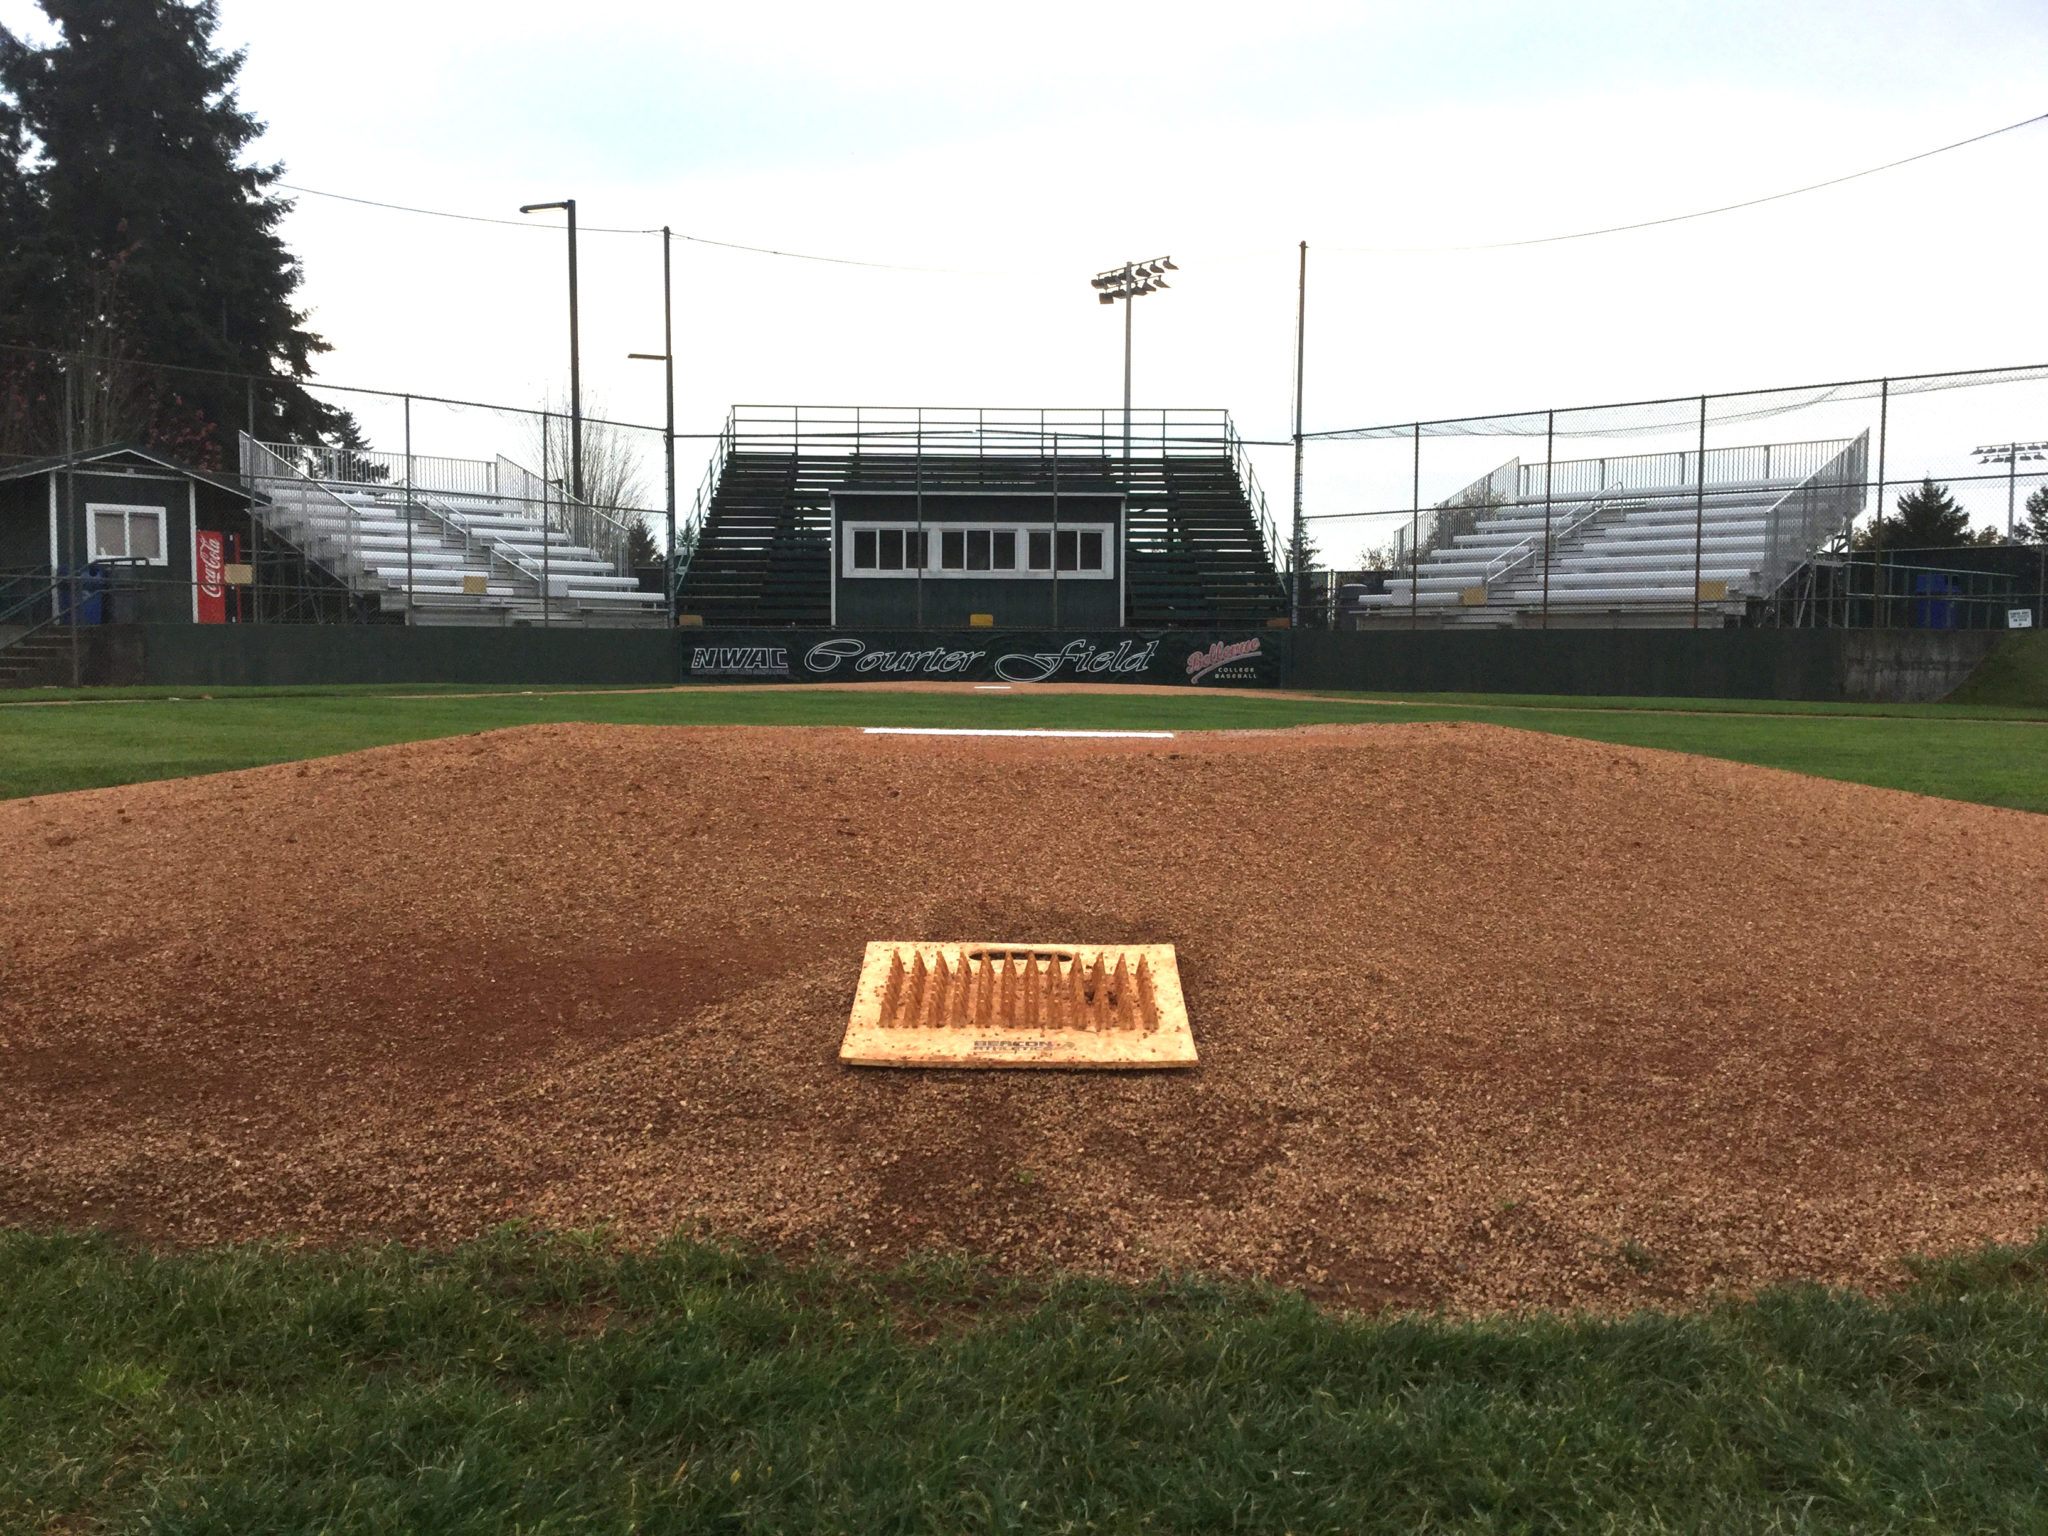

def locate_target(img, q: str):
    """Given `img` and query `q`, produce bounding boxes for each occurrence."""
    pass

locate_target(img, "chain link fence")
[1295,363,2048,633]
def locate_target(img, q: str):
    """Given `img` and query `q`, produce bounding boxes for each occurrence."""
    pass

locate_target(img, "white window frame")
[86,502,170,566]
[840,522,1115,581]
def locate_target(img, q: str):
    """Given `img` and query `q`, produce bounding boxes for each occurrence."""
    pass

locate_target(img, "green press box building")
[830,491,1126,628]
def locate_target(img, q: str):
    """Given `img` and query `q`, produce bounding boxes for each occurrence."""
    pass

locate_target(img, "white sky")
[6,0,2047,547]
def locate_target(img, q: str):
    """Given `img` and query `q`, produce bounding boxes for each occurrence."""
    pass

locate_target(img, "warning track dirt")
[2,721,2044,1312]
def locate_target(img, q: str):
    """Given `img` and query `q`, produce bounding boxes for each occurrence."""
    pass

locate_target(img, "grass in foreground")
[4,1227,2046,1533]
[3,684,2046,813]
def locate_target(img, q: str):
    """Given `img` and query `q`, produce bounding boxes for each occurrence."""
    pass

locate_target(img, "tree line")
[0,0,353,471]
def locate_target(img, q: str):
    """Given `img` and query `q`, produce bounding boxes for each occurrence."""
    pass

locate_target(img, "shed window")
[88,504,168,565]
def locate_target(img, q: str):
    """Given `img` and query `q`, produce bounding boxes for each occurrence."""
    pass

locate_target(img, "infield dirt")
[3,721,2045,1312]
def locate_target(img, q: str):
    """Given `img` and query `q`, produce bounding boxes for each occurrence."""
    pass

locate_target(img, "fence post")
[1540,411,1555,629]
[1872,378,1889,629]
[63,362,78,686]
[403,394,415,626]
[1691,394,1707,629]
[541,409,552,629]
[915,407,924,630]
[247,377,262,624]
[1410,422,1420,630]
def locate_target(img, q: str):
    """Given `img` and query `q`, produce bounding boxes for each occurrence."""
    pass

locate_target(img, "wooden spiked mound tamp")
[840,943,1196,1069]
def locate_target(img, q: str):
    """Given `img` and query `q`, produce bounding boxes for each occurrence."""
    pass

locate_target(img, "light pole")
[1290,241,1307,628]
[1974,440,2047,540]
[630,226,678,623]
[519,198,583,506]
[1089,256,1174,476]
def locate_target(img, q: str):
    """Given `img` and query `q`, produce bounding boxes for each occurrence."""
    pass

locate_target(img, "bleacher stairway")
[1355,434,1869,627]
[674,445,1288,628]
[241,436,665,627]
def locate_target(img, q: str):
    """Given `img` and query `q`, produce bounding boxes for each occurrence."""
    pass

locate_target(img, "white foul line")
[862,727,1175,739]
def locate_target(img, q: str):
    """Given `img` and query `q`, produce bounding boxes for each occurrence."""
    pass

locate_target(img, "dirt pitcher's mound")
[3,722,2045,1312]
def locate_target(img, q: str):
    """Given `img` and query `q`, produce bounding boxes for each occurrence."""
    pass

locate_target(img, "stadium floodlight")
[519,198,583,506]
[1090,255,1175,475]
[1974,440,2048,539]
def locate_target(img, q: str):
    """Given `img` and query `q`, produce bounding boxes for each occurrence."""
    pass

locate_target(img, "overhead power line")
[276,106,2046,276]
[1325,108,2048,254]
[274,181,999,273]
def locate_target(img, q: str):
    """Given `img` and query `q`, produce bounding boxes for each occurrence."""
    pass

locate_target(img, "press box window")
[1054,529,1103,572]
[862,529,928,571]
[89,505,167,565]
[992,531,1016,569]
[1028,529,1051,570]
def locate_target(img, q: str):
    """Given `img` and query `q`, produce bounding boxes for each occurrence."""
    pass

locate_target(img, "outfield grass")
[3,683,2045,812]
[4,1227,2045,1534]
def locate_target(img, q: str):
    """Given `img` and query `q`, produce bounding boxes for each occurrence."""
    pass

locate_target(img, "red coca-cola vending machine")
[195,528,227,624]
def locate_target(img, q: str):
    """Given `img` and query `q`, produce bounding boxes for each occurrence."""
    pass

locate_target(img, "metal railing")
[1759,434,1869,596]
[687,405,1285,572]
[1477,485,1634,590]
[245,439,640,577]
[240,435,365,592]
[1397,437,1862,566]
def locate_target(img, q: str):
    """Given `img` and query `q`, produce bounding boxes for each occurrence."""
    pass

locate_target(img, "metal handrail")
[491,456,639,575]
[1478,486,1633,589]
[239,434,364,592]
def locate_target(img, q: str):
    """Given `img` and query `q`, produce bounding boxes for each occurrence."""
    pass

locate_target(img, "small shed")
[0,444,258,625]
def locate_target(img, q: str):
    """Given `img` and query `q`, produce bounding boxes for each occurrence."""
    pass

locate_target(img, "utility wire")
[279,107,2044,278]
[1325,108,2048,254]
[274,181,1000,273]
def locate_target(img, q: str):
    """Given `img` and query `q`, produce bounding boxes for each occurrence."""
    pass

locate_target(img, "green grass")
[1949,631,2048,710]
[4,684,2045,812]
[5,1226,2046,1534]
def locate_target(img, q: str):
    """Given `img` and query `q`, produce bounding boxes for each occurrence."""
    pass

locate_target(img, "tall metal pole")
[520,199,582,505]
[1290,240,1307,629]
[566,199,582,505]
[1691,395,1708,630]
[662,226,677,624]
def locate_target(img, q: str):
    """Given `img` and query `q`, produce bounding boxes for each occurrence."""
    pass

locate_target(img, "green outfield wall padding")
[24,624,2004,703]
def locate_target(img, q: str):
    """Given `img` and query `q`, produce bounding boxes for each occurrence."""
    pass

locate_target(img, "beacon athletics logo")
[1185,637,1262,684]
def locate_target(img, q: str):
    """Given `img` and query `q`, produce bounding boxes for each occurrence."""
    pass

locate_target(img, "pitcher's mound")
[2,721,2044,1312]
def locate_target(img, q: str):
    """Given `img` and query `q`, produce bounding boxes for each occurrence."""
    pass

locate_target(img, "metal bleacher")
[1352,434,1869,627]
[671,407,1291,627]
[240,435,665,626]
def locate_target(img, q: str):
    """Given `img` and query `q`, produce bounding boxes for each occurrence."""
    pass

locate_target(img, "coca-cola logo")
[196,530,225,597]
[1185,637,1261,683]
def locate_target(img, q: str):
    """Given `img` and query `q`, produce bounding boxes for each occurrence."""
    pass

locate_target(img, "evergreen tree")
[1857,478,1976,550]
[2022,484,2048,545]
[0,0,352,467]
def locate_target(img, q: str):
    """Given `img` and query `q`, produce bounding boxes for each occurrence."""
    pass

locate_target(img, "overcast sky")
[7,0,2047,544]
